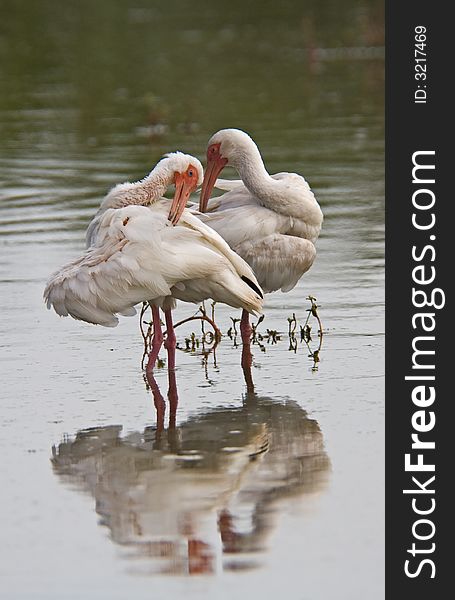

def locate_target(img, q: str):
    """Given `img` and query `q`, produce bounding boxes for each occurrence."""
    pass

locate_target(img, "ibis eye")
[188,169,193,177]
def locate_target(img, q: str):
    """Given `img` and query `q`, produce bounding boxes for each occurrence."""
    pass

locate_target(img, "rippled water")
[1,2,384,599]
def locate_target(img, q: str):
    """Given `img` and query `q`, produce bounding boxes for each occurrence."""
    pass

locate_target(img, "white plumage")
[44,152,264,371]
[198,129,323,295]
[44,202,263,326]
[85,151,204,247]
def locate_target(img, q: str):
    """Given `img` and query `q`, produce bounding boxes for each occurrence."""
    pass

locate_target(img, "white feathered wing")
[44,202,263,327]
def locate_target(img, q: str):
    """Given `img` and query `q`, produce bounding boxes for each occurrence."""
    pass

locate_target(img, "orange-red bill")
[168,172,197,226]
[199,153,228,213]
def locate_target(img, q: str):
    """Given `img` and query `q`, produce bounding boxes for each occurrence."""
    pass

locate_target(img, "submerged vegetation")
[140,295,324,374]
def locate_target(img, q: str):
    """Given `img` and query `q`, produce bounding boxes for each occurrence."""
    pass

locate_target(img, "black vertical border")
[386,1,450,597]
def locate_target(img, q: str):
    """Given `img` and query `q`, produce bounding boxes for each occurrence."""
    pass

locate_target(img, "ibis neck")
[136,169,170,204]
[234,148,277,207]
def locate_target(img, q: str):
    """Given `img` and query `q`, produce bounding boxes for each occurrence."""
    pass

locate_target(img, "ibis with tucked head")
[44,152,263,372]
[197,128,323,342]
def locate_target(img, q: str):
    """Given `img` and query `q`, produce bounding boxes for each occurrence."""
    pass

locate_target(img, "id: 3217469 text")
[414,26,427,104]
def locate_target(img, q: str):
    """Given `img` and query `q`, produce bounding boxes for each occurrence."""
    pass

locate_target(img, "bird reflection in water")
[52,366,330,575]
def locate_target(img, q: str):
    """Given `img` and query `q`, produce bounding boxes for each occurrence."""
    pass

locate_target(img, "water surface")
[0,2,384,598]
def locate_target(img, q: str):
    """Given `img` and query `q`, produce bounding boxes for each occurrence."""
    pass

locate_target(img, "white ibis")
[198,129,323,343]
[85,152,201,247]
[44,152,264,372]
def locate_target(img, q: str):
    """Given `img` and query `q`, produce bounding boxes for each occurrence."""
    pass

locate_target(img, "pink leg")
[145,369,165,434]
[167,368,178,430]
[240,309,252,343]
[241,344,255,393]
[240,309,253,373]
[164,309,177,371]
[146,305,163,374]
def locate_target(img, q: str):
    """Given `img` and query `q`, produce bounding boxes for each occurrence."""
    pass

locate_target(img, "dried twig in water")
[265,329,280,344]
[230,317,240,336]
[171,305,222,342]
[139,295,324,374]
[306,295,324,352]
[140,302,154,370]
[287,313,297,336]
[251,314,265,338]
[299,295,324,370]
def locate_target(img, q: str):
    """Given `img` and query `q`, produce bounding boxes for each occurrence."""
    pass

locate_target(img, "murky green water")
[1,2,384,598]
